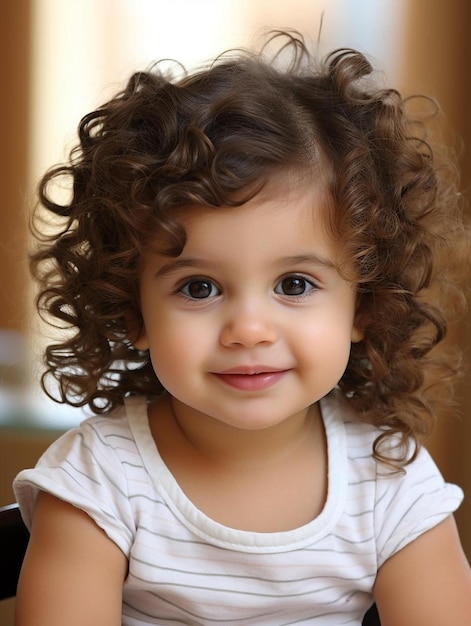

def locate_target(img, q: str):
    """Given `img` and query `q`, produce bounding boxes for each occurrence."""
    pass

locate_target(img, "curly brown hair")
[32,32,468,466]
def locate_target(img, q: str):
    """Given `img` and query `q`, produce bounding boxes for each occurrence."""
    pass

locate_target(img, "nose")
[219,300,279,348]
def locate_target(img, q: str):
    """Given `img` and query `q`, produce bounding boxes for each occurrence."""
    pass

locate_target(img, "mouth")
[212,367,289,391]
[216,365,285,375]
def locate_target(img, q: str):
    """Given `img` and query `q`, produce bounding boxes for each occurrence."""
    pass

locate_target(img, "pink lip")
[212,367,288,391]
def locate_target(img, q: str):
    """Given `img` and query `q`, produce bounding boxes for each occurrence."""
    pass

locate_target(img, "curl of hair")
[31,32,469,467]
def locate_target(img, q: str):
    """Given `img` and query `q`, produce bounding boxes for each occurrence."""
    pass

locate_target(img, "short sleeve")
[13,418,136,557]
[374,446,463,568]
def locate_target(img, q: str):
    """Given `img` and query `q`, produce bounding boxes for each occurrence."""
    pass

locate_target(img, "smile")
[212,369,288,391]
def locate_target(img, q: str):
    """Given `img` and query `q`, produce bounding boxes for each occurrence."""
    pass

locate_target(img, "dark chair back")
[0,503,30,600]
[362,603,381,626]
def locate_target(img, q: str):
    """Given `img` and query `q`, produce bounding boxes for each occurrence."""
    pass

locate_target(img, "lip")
[212,366,289,391]
[217,365,284,375]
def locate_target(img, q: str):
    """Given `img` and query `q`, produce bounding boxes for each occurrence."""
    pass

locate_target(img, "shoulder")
[321,389,463,565]
[36,395,149,465]
[372,443,463,566]
[13,397,153,554]
[26,402,139,471]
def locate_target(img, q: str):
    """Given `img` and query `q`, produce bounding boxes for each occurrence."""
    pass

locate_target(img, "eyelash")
[176,274,319,302]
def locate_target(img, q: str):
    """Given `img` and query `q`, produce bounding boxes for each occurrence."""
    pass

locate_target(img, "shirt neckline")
[125,390,348,553]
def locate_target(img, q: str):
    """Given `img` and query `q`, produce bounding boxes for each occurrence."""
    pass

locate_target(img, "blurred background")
[1,0,470,621]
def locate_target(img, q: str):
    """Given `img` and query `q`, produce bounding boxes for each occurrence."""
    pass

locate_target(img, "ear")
[126,313,149,351]
[133,329,149,351]
[351,293,366,343]
[351,325,364,343]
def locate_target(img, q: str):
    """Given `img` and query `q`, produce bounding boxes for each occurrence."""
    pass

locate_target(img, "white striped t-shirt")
[14,389,463,625]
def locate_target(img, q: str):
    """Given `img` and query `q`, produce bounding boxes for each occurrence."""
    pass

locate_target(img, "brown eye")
[180,279,220,299]
[275,275,316,297]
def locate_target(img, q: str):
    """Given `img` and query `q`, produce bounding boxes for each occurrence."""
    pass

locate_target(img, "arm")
[374,515,471,626]
[15,491,128,626]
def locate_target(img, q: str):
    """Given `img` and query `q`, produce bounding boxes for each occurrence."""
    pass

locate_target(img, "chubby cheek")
[297,316,354,375]
[146,321,207,391]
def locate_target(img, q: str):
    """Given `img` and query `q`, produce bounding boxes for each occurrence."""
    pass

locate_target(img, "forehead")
[162,175,338,263]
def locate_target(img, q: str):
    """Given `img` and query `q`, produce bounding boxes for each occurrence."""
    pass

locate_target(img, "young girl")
[13,32,471,625]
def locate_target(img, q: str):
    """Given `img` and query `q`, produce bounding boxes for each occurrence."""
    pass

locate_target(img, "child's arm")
[15,491,127,626]
[374,515,471,625]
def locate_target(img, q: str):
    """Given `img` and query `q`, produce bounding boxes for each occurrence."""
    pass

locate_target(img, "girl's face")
[135,177,362,432]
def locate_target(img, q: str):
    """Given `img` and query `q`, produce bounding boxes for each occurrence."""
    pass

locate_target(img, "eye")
[274,275,316,297]
[179,278,220,300]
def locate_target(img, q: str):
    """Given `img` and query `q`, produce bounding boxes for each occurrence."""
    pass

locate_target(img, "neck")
[167,396,322,470]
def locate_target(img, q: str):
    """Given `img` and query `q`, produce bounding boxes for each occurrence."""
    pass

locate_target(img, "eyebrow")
[153,253,337,279]
[154,258,210,278]
[279,254,337,271]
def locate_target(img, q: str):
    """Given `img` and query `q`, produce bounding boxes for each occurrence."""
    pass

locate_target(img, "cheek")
[296,311,355,362]
[304,301,354,335]
[146,318,207,379]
